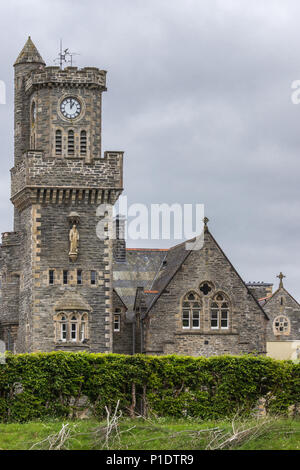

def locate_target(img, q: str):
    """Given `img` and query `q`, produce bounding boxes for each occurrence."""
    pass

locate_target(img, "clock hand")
[70,99,74,109]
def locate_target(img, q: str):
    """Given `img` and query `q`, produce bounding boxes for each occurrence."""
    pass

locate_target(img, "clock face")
[60,97,81,119]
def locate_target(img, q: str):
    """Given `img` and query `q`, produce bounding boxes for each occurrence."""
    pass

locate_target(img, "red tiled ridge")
[258,295,272,301]
[144,290,159,294]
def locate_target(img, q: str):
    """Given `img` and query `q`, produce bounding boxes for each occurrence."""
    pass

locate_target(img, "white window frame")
[192,309,200,329]
[210,294,230,331]
[70,320,77,342]
[114,314,121,332]
[80,322,86,342]
[220,309,229,330]
[60,321,67,342]
[182,309,190,329]
[210,308,219,329]
[181,292,201,330]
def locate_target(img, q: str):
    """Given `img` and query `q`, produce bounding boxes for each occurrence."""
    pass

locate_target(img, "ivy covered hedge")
[0,352,299,422]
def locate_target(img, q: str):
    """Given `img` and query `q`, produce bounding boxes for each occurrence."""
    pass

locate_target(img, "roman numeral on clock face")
[60,97,81,119]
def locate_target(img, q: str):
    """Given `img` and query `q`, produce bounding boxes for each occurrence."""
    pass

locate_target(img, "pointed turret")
[13,37,46,169]
[14,36,45,66]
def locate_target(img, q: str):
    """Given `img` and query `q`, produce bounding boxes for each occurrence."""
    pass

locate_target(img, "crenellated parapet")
[25,66,107,94]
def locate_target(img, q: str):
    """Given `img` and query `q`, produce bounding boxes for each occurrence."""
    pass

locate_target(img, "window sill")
[55,341,90,349]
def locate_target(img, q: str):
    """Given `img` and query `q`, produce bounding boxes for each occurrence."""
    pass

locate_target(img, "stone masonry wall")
[16,201,111,353]
[11,151,123,200]
[144,232,267,357]
[112,290,133,355]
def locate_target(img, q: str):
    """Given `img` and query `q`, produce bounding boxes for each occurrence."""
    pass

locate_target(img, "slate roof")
[113,248,167,314]
[113,229,269,321]
[261,286,300,308]
[54,290,92,312]
[15,36,45,66]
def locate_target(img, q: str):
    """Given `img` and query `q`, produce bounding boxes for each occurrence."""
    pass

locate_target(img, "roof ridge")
[126,248,169,251]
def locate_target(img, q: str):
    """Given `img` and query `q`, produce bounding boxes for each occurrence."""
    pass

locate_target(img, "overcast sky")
[0,0,300,298]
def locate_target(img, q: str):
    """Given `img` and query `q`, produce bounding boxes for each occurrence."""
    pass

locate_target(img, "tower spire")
[14,36,45,66]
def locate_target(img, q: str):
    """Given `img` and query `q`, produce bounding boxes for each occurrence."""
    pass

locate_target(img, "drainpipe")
[132,317,136,355]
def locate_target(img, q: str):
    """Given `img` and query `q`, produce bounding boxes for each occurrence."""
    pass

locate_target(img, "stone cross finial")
[277,272,286,288]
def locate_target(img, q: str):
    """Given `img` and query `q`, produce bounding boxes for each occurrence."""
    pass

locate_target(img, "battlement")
[25,66,107,93]
[1,231,21,246]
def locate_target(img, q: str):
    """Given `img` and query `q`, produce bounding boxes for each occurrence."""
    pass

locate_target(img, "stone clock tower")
[0,37,123,353]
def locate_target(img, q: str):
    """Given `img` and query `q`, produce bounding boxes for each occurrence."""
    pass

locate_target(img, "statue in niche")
[69,223,79,261]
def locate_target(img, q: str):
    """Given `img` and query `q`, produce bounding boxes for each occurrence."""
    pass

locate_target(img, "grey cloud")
[0,0,299,297]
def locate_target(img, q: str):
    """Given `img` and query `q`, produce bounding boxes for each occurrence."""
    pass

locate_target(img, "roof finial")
[277,272,286,289]
[203,216,209,232]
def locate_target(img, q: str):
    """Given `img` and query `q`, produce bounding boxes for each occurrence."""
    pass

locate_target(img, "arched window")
[55,130,62,155]
[58,314,67,342]
[54,312,89,343]
[80,130,87,155]
[182,292,201,329]
[31,101,36,127]
[273,316,290,336]
[80,314,88,342]
[70,315,78,342]
[68,130,74,155]
[210,293,230,330]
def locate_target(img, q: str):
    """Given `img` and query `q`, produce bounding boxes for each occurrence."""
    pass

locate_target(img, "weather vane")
[54,39,79,69]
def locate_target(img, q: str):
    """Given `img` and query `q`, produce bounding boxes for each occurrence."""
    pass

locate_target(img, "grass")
[0,416,299,450]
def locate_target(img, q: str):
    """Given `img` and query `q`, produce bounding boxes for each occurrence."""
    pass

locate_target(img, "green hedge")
[0,352,299,422]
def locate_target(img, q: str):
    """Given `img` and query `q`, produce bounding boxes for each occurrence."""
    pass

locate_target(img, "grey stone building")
[260,274,300,359]
[0,38,299,358]
[0,37,123,353]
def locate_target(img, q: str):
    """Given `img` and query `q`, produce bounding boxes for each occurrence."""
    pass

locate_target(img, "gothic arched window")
[70,315,78,342]
[68,130,74,155]
[57,314,67,342]
[273,315,290,336]
[210,293,230,330]
[54,312,89,343]
[31,101,36,127]
[182,292,201,329]
[80,314,88,342]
